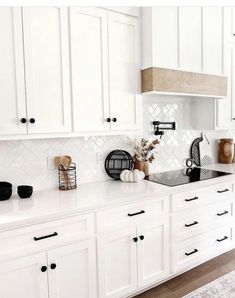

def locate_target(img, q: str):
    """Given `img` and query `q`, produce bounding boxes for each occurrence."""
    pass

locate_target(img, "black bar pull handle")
[217,236,228,242]
[185,221,198,227]
[185,196,199,202]
[34,232,58,241]
[217,211,229,216]
[217,189,229,193]
[185,249,198,256]
[128,210,145,217]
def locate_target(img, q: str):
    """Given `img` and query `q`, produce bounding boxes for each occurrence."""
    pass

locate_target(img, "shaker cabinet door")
[70,7,110,133]
[98,226,138,298]
[108,13,141,131]
[0,8,27,135]
[202,7,223,75]
[22,7,71,134]
[179,7,202,72]
[47,240,97,298]
[151,7,179,69]
[0,253,48,298]
[137,219,169,288]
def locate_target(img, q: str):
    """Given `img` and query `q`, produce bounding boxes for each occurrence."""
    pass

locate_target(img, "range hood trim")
[141,67,227,99]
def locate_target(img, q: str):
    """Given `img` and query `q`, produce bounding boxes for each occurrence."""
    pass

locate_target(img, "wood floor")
[135,249,235,298]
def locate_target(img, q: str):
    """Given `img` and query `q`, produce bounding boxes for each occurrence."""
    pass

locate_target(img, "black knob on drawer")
[112,118,117,122]
[106,118,111,123]
[139,235,144,240]
[21,118,27,124]
[133,237,138,242]
[50,263,56,270]
[41,266,47,272]
[30,118,35,124]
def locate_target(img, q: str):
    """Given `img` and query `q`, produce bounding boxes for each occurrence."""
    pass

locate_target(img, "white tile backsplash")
[1,97,234,190]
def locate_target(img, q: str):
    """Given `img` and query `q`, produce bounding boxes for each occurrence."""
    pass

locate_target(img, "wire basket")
[58,163,77,190]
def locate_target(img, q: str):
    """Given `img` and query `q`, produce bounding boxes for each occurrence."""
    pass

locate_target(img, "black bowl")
[0,182,12,201]
[17,185,33,199]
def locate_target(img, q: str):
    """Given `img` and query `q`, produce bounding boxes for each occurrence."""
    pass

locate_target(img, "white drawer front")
[171,182,233,212]
[172,224,235,273]
[0,213,94,255]
[97,197,169,232]
[171,199,234,242]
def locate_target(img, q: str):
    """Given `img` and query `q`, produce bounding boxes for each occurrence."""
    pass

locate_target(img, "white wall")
[0,96,233,191]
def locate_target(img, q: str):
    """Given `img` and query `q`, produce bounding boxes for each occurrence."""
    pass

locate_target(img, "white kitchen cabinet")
[98,226,138,298]
[195,7,235,130]
[22,7,71,134]
[108,12,141,131]
[202,7,223,75]
[0,8,27,135]
[179,7,202,72]
[0,239,97,298]
[70,7,110,133]
[137,219,169,288]
[98,219,169,298]
[142,7,178,69]
[48,240,97,298]
[0,253,48,298]
[70,8,141,134]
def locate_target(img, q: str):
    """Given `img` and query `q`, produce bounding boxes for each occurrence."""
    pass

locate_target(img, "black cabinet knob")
[41,266,47,272]
[139,235,144,240]
[106,118,111,123]
[21,118,27,124]
[50,263,56,270]
[30,118,35,124]
[133,237,138,242]
[112,118,117,122]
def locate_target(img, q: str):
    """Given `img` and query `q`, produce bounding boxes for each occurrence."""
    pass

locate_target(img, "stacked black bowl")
[0,182,12,201]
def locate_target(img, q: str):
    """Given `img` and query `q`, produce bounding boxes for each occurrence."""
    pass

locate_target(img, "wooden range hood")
[141,67,227,98]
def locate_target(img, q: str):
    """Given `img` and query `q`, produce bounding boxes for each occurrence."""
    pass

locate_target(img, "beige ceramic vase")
[133,160,149,176]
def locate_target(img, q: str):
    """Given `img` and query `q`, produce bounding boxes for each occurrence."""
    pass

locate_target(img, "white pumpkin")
[120,169,145,183]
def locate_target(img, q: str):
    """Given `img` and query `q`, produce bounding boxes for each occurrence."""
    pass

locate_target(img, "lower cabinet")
[137,220,169,288]
[0,239,97,298]
[98,218,169,298]
[0,253,48,298]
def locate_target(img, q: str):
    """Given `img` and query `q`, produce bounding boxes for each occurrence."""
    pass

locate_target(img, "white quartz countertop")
[0,163,235,231]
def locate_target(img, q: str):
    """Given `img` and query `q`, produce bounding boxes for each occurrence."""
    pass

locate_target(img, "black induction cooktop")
[145,168,232,187]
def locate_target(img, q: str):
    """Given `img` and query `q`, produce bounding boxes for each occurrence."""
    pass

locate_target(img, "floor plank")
[135,249,235,298]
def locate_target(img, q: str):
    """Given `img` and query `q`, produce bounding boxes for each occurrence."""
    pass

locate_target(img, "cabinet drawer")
[97,197,169,232]
[171,182,233,212]
[172,224,235,273]
[171,199,234,242]
[0,213,94,255]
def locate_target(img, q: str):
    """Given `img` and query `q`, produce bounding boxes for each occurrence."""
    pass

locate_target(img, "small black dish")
[17,185,33,199]
[0,182,12,201]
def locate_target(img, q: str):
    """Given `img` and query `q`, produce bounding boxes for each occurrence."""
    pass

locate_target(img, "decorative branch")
[133,137,160,163]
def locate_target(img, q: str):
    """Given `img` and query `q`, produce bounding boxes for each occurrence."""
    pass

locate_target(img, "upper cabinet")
[108,13,140,131]
[70,8,110,133]
[0,7,141,139]
[142,7,224,76]
[202,7,223,75]
[142,7,178,70]
[0,8,26,135]
[22,7,71,134]
[179,7,202,72]
[70,8,141,134]
[0,7,71,137]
